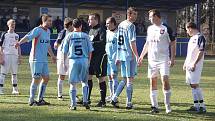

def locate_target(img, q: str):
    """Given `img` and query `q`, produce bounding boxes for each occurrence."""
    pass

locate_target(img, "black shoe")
[83,102,90,110]
[111,100,119,108]
[187,106,199,112]
[77,98,91,105]
[69,106,77,110]
[57,96,64,101]
[29,100,38,106]
[151,107,159,113]
[198,107,206,113]
[96,100,106,107]
[37,99,50,106]
[126,103,133,110]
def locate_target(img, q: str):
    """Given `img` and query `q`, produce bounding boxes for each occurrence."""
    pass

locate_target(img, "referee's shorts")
[89,53,107,78]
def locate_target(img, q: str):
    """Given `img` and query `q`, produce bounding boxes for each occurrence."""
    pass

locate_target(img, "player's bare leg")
[57,75,66,100]
[29,78,41,106]
[161,75,172,113]
[37,75,50,105]
[150,77,159,113]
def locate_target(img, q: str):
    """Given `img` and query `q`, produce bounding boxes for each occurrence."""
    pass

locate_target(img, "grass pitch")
[0,56,214,121]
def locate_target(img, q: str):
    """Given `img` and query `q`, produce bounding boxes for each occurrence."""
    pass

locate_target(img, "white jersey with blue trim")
[146,24,171,61]
[116,20,136,61]
[57,30,70,60]
[1,32,19,56]
[185,33,206,67]
[105,29,117,61]
[62,31,94,59]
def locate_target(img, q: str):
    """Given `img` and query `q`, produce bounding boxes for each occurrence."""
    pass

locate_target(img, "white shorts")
[57,58,69,75]
[186,64,203,84]
[148,60,169,78]
[0,54,18,74]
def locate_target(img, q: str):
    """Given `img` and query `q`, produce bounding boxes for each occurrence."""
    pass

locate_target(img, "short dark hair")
[106,17,116,25]
[89,13,100,23]
[72,18,82,28]
[41,14,52,22]
[148,9,161,18]
[64,17,73,28]
[186,22,197,29]
[127,7,137,15]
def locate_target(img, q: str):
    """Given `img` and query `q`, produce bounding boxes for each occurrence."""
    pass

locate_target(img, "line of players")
[0,7,206,113]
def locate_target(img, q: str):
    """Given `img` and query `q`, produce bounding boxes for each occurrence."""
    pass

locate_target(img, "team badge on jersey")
[15,36,19,40]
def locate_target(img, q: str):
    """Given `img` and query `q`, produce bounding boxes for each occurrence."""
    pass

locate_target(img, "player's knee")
[70,83,77,90]
[82,82,88,87]
[60,75,65,80]
[190,84,199,89]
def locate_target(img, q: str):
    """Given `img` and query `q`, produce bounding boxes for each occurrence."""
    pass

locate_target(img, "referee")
[88,13,107,107]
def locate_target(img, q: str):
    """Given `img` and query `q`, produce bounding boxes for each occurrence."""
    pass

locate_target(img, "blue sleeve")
[128,24,136,42]
[61,34,70,54]
[197,35,206,51]
[87,35,94,53]
[25,27,39,42]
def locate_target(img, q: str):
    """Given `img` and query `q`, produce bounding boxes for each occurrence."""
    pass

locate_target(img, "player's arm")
[48,45,56,63]
[170,40,176,67]
[54,30,65,49]
[166,24,176,67]
[138,41,149,65]
[15,28,39,48]
[130,41,139,60]
[190,35,206,72]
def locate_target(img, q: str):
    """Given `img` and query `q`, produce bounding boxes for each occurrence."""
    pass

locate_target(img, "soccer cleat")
[58,96,64,101]
[151,106,159,113]
[83,102,90,110]
[187,106,199,112]
[106,96,112,102]
[96,100,106,107]
[198,107,206,113]
[77,98,91,105]
[69,106,77,110]
[126,102,133,110]
[165,105,172,114]
[12,90,20,95]
[37,99,50,106]
[111,100,119,108]
[29,100,38,106]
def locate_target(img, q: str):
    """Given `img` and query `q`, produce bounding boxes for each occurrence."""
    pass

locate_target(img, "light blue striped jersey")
[25,26,51,62]
[105,29,117,61]
[116,20,136,61]
[62,31,94,59]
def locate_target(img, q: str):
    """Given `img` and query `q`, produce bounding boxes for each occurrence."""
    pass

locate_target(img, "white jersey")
[185,33,206,67]
[106,29,117,62]
[146,24,174,62]
[1,32,19,56]
[57,30,70,60]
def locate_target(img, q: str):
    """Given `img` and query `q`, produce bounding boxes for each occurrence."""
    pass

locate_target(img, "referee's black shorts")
[89,53,107,78]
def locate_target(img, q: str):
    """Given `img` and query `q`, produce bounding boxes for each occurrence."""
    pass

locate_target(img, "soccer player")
[15,14,56,106]
[138,9,176,113]
[183,22,206,113]
[0,19,21,95]
[62,18,94,110]
[54,17,73,100]
[111,7,139,109]
[87,13,107,107]
[105,17,119,101]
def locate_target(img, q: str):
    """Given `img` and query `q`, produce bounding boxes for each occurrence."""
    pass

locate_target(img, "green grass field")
[0,56,214,121]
